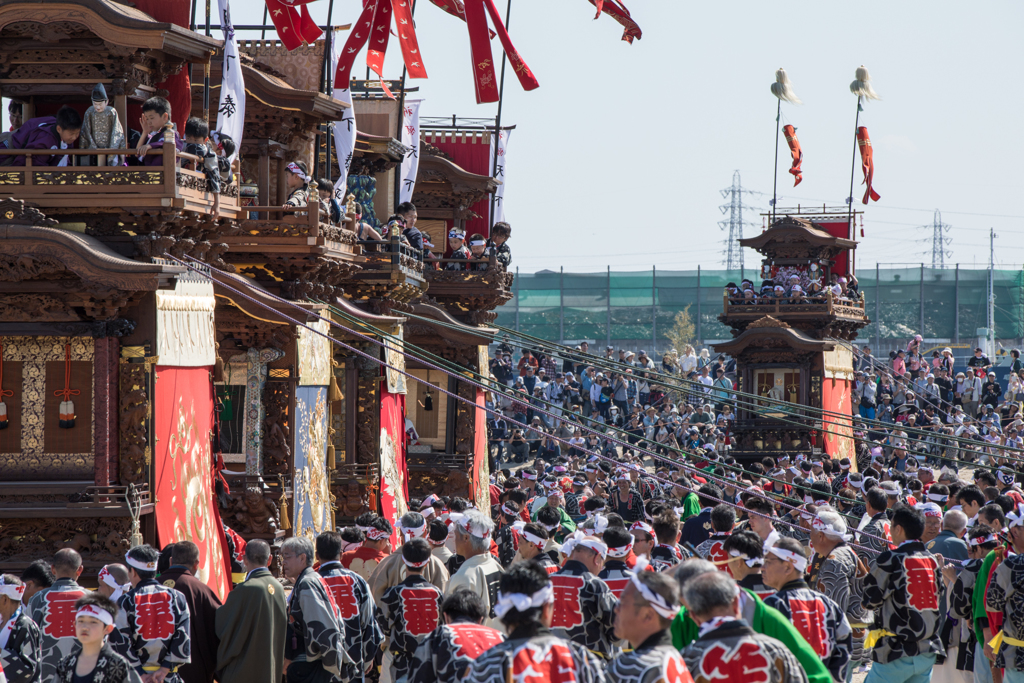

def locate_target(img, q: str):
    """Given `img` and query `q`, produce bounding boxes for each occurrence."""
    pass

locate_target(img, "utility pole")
[988,228,996,357]
[718,170,762,277]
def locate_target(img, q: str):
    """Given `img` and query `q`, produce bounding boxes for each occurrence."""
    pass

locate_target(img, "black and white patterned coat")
[985,552,1024,671]
[463,626,606,683]
[763,579,853,682]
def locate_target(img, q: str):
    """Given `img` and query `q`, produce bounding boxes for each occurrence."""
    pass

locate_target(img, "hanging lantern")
[423,389,434,411]
[54,343,80,429]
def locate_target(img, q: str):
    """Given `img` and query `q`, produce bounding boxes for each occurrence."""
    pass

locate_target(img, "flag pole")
[771,98,780,225]
[846,95,861,228]
[489,0,512,231]
[203,0,212,123]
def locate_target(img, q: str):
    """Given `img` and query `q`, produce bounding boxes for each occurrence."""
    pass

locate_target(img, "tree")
[664,306,695,354]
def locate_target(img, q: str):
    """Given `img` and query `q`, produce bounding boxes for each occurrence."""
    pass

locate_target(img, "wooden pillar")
[275,157,287,205]
[22,97,35,122]
[93,337,119,485]
[258,140,270,209]
[113,80,127,148]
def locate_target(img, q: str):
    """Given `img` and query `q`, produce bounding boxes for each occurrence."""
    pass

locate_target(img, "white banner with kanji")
[215,0,244,162]
[399,99,423,204]
[489,128,511,224]
[329,28,357,203]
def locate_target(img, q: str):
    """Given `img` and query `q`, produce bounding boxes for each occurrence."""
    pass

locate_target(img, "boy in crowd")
[136,97,178,166]
[6,106,82,166]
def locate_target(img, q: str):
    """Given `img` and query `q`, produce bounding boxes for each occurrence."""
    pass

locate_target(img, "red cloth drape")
[822,376,854,464]
[473,388,489,511]
[132,0,191,134]
[815,220,852,278]
[379,388,408,549]
[427,134,493,245]
[152,365,230,601]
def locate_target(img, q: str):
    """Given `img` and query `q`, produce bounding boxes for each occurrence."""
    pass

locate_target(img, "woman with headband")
[463,562,604,683]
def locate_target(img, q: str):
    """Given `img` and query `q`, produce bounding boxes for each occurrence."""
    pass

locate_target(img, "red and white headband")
[285,162,309,182]
[125,553,157,572]
[419,507,435,519]
[512,521,545,549]
[400,520,427,540]
[366,527,391,541]
[494,584,553,619]
[969,533,999,547]
[450,513,490,539]
[76,603,114,626]
[767,545,808,573]
[0,575,25,601]
[560,532,607,559]
[606,538,634,559]
[630,521,654,537]
[521,471,537,481]
[402,556,430,569]
[812,515,850,541]
[501,503,518,518]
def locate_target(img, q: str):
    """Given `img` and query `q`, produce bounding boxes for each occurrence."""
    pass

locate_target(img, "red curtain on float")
[132,0,192,134]
[153,366,231,600]
[822,376,855,464]
[816,220,854,278]
[426,135,493,248]
[379,388,408,550]
[472,388,489,511]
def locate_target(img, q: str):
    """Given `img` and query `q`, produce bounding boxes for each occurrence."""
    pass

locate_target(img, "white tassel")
[0,401,7,430]
[770,67,802,104]
[850,65,881,100]
[59,400,76,429]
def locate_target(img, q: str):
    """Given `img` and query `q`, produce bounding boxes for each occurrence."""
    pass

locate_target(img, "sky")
[76,1,1024,273]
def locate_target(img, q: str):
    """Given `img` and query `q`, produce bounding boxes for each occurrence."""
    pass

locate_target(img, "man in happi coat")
[599,526,639,599]
[762,538,853,683]
[26,549,86,683]
[948,525,1001,683]
[861,504,944,683]
[650,513,685,574]
[446,510,504,629]
[314,531,383,682]
[368,512,449,605]
[493,501,521,568]
[680,571,808,683]
[280,537,348,683]
[693,505,735,575]
[0,575,39,683]
[158,542,221,683]
[409,588,505,683]
[378,539,445,683]
[464,562,605,683]
[119,545,192,682]
[608,572,693,683]
[550,533,620,658]
[985,503,1024,682]
[214,539,286,683]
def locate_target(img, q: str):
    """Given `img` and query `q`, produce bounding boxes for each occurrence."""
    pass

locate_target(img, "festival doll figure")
[80,83,124,166]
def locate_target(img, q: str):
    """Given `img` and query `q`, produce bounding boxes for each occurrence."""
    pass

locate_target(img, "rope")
[167,254,892,554]
[52,343,81,402]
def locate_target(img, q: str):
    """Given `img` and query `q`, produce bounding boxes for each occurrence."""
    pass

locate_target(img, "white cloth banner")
[399,99,423,204]
[329,28,357,203]
[215,0,245,162]
[489,128,511,225]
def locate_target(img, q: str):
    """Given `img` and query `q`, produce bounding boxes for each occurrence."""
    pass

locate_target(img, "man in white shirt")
[696,366,714,404]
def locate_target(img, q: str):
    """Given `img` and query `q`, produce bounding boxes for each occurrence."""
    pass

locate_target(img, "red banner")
[266,0,322,51]
[379,388,408,550]
[857,126,880,205]
[822,375,854,464]
[815,220,853,278]
[783,125,802,186]
[153,366,230,601]
[426,133,492,241]
[472,387,489,512]
[588,0,643,43]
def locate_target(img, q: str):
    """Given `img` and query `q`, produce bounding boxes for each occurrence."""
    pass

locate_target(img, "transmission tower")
[718,170,762,273]
[919,209,953,268]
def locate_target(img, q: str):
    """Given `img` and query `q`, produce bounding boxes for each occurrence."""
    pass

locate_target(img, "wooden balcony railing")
[225,202,361,258]
[0,146,241,219]
[722,288,867,320]
[359,234,425,274]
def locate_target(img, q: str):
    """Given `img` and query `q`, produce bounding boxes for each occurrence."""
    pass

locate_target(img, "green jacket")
[972,549,998,645]
[678,492,701,522]
[671,588,832,683]
[531,505,576,542]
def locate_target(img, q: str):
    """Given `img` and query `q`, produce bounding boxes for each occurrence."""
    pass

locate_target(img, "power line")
[918,208,953,269]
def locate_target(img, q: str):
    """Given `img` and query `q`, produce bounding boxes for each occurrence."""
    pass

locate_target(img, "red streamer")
[464,0,538,104]
[783,124,803,187]
[857,126,880,204]
[265,0,322,51]
[588,0,642,43]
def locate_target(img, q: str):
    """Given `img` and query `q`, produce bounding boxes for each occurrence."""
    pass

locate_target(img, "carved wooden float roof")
[0,0,219,61]
[713,316,835,356]
[406,301,495,347]
[739,216,857,257]
[412,154,499,221]
[210,269,325,328]
[204,58,349,120]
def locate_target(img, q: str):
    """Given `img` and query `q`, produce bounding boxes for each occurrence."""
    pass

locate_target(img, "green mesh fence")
[495,267,1024,351]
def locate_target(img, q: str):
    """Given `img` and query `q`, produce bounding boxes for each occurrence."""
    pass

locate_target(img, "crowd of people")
[725,269,864,305]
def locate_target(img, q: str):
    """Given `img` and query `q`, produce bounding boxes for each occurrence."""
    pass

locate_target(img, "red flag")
[857,126,880,204]
[334,0,378,89]
[265,0,322,51]
[783,124,803,187]
[366,0,391,79]
[588,0,642,43]
[429,0,495,38]
[463,0,538,104]
[392,0,428,78]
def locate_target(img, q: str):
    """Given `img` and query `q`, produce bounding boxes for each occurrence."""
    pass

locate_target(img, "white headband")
[767,546,808,573]
[448,229,465,239]
[630,521,654,536]
[423,494,442,507]
[998,470,1016,486]
[840,462,851,470]
[590,514,609,535]
[98,567,129,602]
[629,572,680,619]
[725,549,763,568]
[1008,504,1024,529]
[561,532,608,559]
[76,604,113,626]
[969,533,999,547]
[125,553,157,572]
[400,521,427,540]
[926,493,948,504]
[521,471,537,481]
[916,503,943,518]
[420,507,436,518]
[402,556,429,568]
[285,162,309,182]
[606,538,634,559]
[0,576,25,601]
[812,515,851,541]
[493,584,554,619]
[469,240,486,247]
[501,503,518,518]
[512,522,546,549]
[450,513,491,539]
[366,527,391,541]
